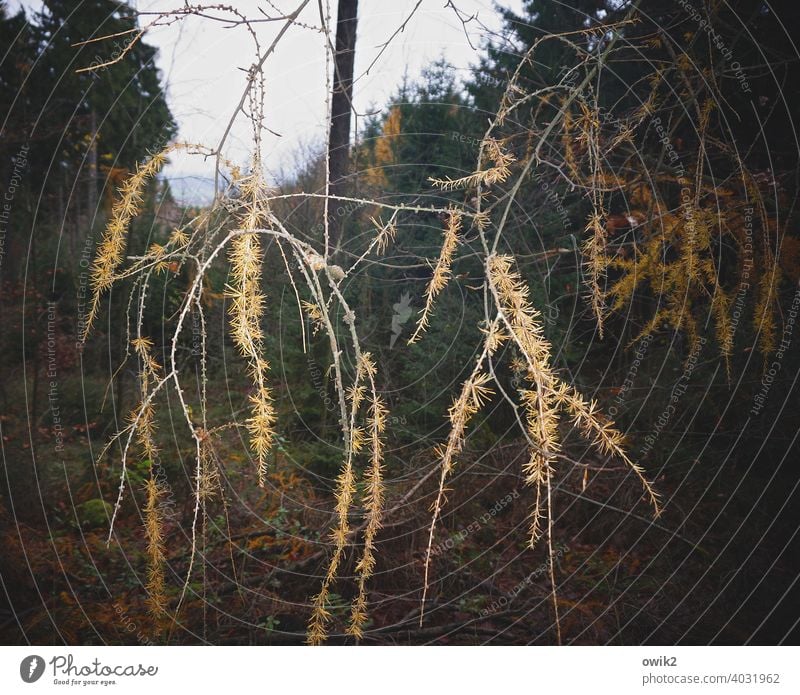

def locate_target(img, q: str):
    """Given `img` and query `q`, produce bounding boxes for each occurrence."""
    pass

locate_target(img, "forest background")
[1,0,799,645]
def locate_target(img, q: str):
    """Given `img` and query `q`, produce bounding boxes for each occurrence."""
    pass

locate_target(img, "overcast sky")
[15,1,524,201]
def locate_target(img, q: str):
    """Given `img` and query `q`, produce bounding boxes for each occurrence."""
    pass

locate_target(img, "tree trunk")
[327,0,358,257]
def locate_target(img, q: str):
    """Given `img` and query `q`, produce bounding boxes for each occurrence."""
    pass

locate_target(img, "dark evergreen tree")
[0,0,176,277]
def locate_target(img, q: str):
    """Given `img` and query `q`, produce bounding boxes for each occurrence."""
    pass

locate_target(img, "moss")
[76,499,113,528]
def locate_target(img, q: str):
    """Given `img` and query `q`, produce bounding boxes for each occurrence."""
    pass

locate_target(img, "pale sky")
[14,1,524,202]
[140,0,523,201]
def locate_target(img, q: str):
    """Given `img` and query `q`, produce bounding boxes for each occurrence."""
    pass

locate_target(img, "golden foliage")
[308,353,388,645]
[144,476,168,627]
[131,336,168,628]
[488,254,660,530]
[347,356,387,640]
[81,13,761,645]
[363,106,402,188]
[408,208,463,344]
[420,367,494,619]
[226,169,277,486]
[83,147,173,341]
[429,136,514,191]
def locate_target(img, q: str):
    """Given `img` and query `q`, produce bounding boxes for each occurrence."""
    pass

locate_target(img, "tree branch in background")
[327,0,358,256]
